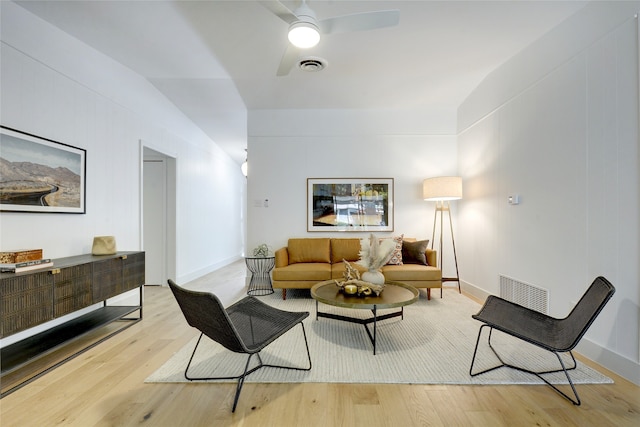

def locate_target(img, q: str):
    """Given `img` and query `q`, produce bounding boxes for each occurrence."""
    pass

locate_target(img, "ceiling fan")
[261,0,400,76]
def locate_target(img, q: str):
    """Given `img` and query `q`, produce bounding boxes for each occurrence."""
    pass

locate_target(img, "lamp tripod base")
[442,277,461,296]
[431,201,461,297]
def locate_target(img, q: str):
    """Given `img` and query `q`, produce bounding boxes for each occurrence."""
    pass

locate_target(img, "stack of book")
[0,249,53,273]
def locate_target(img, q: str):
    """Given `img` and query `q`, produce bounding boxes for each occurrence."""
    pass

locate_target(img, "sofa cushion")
[288,238,331,264]
[382,264,441,281]
[273,263,332,281]
[330,238,362,264]
[402,240,430,265]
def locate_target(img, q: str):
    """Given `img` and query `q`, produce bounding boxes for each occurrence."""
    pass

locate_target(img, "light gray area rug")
[146,289,613,386]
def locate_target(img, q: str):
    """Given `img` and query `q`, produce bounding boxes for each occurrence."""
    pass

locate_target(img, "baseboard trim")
[576,338,640,386]
[459,279,490,302]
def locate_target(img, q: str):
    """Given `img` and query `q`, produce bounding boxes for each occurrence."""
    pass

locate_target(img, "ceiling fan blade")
[276,44,301,76]
[260,0,298,24]
[318,9,400,34]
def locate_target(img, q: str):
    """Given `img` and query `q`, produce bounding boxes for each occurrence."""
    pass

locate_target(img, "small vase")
[362,270,385,285]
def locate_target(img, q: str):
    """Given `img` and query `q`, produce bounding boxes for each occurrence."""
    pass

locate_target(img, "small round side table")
[244,256,275,296]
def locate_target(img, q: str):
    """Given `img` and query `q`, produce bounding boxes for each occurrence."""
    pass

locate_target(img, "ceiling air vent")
[298,57,326,72]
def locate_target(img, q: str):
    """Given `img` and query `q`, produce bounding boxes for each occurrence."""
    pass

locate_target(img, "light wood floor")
[1,261,638,426]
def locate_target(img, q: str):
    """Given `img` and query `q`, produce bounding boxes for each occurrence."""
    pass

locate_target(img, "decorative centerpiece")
[334,260,386,297]
[356,233,395,285]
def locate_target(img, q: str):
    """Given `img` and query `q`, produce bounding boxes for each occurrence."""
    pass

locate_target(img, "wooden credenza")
[0,251,144,395]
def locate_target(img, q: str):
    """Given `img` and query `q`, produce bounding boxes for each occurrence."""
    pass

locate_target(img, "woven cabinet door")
[0,271,54,337]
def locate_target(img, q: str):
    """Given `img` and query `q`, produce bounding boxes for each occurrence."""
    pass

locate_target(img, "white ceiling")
[14,0,588,165]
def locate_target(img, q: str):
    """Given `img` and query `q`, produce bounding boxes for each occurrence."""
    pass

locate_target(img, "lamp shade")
[423,176,462,201]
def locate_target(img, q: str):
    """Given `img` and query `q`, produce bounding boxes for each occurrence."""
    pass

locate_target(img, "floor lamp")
[423,176,462,295]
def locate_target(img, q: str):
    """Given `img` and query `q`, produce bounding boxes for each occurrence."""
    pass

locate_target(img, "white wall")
[457,1,640,384]
[246,108,460,276]
[0,3,245,344]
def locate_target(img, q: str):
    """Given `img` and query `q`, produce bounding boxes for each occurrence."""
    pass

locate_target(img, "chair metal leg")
[469,325,582,405]
[184,332,206,381]
[260,322,313,372]
[231,353,256,412]
[183,323,312,412]
[470,325,505,377]
[184,333,263,382]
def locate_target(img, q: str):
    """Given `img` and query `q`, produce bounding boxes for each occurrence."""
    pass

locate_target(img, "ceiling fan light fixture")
[288,21,320,48]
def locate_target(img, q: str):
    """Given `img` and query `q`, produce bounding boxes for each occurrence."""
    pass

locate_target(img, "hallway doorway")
[142,146,176,285]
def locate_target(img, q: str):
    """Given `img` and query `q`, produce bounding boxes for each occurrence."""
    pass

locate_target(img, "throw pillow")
[402,240,429,265]
[384,235,404,265]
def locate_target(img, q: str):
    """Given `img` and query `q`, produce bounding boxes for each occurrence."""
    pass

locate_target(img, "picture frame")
[0,126,86,213]
[307,178,394,232]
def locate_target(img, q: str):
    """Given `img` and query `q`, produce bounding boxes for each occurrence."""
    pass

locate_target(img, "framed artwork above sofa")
[307,178,393,232]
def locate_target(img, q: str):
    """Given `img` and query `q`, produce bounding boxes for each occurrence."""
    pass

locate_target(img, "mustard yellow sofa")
[272,237,441,300]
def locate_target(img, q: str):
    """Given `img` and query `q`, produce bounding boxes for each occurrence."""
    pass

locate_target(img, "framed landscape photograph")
[0,126,86,213]
[307,178,393,232]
